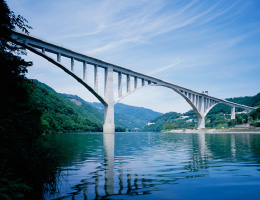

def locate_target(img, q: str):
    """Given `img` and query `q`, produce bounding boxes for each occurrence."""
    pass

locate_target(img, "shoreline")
[165,128,260,134]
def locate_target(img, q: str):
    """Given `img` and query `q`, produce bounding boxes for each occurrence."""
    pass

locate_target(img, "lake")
[45,132,260,200]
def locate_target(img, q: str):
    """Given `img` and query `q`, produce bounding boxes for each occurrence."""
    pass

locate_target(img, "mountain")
[31,80,162,132]
[142,93,260,132]
[85,102,162,131]
[60,96,162,131]
[142,111,196,132]
[30,80,103,133]
[60,94,103,124]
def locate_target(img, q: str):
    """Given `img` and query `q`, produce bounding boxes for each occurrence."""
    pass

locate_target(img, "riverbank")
[166,127,260,134]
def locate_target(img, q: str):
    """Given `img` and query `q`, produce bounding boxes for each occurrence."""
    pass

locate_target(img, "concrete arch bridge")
[11,31,255,133]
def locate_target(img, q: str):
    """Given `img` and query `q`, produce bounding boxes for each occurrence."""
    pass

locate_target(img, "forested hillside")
[208,93,260,114]
[31,80,104,133]
[31,80,162,132]
[30,80,260,133]
[90,102,162,130]
[142,93,260,132]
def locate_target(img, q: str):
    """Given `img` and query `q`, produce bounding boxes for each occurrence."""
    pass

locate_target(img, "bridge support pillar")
[198,116,205,129]
[103,104,115,134]
[197,96,205,129]
[231,106,236,120]
[103,66,115,134]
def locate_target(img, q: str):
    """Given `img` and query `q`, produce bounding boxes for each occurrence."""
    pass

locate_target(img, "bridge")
[11,31,255,134]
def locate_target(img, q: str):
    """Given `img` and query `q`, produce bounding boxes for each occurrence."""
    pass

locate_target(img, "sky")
[7,0,260,113]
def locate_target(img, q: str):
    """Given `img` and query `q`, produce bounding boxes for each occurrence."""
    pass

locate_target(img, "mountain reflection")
[47,132,260,199]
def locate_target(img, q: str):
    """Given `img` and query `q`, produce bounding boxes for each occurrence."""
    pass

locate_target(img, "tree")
[0,1,58,199]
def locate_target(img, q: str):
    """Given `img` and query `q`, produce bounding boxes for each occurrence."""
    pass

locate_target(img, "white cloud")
[57,23,106,39]
[85,37,142,54]
[150,59,181,75]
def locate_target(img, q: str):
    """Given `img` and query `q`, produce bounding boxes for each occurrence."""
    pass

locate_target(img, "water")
[45,132,260,200]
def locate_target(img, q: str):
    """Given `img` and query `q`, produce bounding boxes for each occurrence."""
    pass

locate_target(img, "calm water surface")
[45,132,260,200]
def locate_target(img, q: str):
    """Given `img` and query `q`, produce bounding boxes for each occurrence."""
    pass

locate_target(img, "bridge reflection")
[103,134,114,195]
[49,132,260,199]
[58,134,155,199]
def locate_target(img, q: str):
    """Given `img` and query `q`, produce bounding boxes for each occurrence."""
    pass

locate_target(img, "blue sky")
[7,0,260,113]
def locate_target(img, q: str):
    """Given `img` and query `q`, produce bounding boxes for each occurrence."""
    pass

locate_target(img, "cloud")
[85,37,143,54]
[150,59,181,75]
[57,23,106,39]
[78,0,248,55]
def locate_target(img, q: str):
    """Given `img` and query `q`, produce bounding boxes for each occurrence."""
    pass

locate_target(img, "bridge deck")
[10,30,255,131]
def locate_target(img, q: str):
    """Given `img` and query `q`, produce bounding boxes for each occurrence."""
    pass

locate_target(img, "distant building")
[180,116,189,119]
[236,111,248,114]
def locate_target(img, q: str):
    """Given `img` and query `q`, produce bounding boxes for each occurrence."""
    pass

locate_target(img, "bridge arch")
[114,82,221,129]
[11,31,255,133]
[153,83,221,128]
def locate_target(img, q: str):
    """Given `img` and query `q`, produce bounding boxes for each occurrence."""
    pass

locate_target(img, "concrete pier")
[83,61,87,81]
[71,57,74,72]
[94,65,98,92]
[118,72,122,98]
[231,106,236,119]
[198,117,205,129]
[103,67,115,134]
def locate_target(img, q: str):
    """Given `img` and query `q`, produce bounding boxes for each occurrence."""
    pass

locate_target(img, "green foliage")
[251,122,260,127]
[115,126,127,132]
[62,93,103,123]
[29,80,103,133]
[235,113,249,124]
[249,107,260,127]
[249,107,260,121]
[228,119,236,127]
[0,1,59,198]
[163,123,177,131]
[142,111,196,132]
[142,122,164,132]
[142,93,260,132]
[227,94,260,108]
[208,93,260,115]
[115,103,162,122]
[0,176,31,200]
[30,80,162,133]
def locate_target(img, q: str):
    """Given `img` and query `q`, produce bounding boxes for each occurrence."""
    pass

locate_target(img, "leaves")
[10,12,32,34]
[0,1,58,198]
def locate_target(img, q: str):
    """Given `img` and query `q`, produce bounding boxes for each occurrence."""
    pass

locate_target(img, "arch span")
[11,31,255,133]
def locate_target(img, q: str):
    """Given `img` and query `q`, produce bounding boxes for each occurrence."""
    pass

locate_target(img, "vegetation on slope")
[142,111,196,132]
[30,80,130,133]
[142,93,260,132]
[91,102,162,130]
[31,80,103,133]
